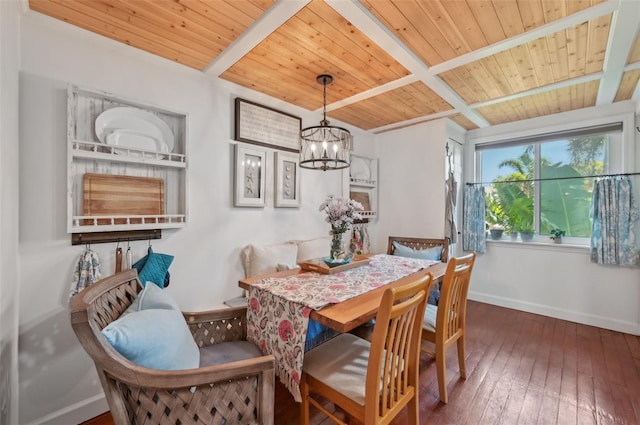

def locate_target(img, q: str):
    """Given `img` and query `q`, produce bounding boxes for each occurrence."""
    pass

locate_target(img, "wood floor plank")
[90,301,640,425]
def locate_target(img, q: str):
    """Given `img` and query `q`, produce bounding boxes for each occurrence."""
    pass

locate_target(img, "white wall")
[1,2,22,424]
[17,10,374,424]
[465,102,640,336]
[373,119,448,252]
[15,6,640,424]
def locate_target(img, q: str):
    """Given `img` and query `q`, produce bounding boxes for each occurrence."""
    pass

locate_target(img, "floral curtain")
[463,185,486,253]
[590,176,639,266]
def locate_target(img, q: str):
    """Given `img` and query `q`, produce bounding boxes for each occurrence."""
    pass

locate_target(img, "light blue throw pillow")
[392,241,443,261]
[124,280,179,315]
[102,309,199,370]
[138,252,174,288]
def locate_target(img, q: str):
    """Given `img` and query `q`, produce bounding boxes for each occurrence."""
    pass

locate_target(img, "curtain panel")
[590,176,639,266]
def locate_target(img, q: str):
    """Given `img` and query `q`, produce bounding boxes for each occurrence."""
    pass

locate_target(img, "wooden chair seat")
[300,273,432,425]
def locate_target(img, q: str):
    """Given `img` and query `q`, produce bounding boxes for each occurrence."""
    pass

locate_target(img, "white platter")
[105,129,169,154]
[350,156,370,180]
[95,107,174,153]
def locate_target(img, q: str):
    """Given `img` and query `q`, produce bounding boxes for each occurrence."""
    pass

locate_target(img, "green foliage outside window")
[483,136,606,238]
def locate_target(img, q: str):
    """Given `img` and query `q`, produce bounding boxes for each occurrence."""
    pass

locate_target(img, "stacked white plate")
[95,107,174,155]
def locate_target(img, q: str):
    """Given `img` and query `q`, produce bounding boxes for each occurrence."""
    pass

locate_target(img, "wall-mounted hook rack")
[71,229,161,246]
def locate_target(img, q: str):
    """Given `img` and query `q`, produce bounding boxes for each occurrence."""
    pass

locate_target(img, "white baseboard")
[469,291,640,336]
[26,393,107,425]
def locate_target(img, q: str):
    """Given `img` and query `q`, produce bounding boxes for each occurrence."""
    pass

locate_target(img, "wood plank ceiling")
[29,0,640,133]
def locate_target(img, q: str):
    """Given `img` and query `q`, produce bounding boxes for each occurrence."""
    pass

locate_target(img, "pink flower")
[278,320,294,342]
[291,370,300,384]
[301,307,312,318]
[249,297,260,313]
[319,195,364,233]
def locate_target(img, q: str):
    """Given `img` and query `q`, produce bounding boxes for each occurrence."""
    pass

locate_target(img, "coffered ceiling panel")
[439,16,610,104]
[615,71,640,102]
[476,80,600,125]
[29,0,640,133]
[328,81,452,130]
[219,0,410,111]
[360,0,606,67]
[449,114,478,131]
[29,0,275,71]
[628,32,640,63]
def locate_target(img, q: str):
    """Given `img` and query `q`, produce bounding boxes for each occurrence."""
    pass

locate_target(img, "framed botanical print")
[274,151,300,208]
[234,144,266,207]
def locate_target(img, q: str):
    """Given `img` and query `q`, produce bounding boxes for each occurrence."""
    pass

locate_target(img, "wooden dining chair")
[387,236,449,263]
[421,252,476,404]
[300,273,432,425]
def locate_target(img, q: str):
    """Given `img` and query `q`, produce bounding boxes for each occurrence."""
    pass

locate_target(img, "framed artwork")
[234,144,266,207]
[274,151,300,208]
[234,98,301,153]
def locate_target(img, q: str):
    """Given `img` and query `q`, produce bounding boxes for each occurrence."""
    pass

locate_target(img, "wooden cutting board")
[83,173,164,225]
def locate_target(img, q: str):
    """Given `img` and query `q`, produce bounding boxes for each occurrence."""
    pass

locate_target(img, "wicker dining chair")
[300,273,432,425]
[387,236,449,263]
[69,269,275,425]
[421,252,476,404]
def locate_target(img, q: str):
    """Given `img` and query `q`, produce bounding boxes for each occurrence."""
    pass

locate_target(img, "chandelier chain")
[323,78,327,123]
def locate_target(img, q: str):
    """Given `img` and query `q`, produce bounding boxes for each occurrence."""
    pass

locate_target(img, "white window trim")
[466,103,637,249]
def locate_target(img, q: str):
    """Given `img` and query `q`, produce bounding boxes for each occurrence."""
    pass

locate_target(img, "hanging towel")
[445,171,458,244]
[69,249,103,299]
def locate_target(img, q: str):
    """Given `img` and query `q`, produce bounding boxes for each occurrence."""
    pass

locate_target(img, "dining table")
[238,253,447,402]
[239,255,446,333]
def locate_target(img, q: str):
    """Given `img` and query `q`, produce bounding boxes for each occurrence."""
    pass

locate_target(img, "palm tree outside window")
[476,123,622,243]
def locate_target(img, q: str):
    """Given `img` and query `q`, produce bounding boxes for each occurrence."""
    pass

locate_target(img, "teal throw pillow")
[124,280,179,316]
[392,241,442,261]
[102,309,199,370]
[138,251,174,288]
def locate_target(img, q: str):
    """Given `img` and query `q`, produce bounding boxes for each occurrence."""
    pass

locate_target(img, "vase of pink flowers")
[319,195,364,264]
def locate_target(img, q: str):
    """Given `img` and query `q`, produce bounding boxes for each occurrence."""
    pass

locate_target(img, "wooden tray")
[83,173,164,225]
[299,255,370,274]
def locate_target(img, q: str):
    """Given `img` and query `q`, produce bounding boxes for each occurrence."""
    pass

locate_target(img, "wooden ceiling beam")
[429,0,618,75]
[595,0,640,105]
[469,72,604,109]
[204,0,310,76]
[322,75,419,114]
[326,0,490,128]
[370,109,458,134]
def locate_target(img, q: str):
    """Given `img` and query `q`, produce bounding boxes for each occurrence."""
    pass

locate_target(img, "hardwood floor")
[87,301,640,425]
[278,301,640,425]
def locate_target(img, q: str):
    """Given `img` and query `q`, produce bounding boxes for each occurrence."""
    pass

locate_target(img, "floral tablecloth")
[246,254,437,401]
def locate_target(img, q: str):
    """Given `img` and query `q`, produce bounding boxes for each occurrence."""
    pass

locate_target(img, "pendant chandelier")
[300,74,352,171]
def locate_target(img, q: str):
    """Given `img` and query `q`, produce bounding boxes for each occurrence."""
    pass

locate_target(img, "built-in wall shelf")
[71,140,186,168]
[67,85,188,238]
[344,154,378,222]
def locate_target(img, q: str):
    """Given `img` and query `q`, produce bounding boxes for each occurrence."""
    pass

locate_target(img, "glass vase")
[330,231,345,261]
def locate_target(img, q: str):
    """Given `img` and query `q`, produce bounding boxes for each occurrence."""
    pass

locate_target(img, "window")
[477,123,622,241]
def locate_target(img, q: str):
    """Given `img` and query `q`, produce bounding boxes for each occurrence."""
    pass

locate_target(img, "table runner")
[246,254,437,401]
